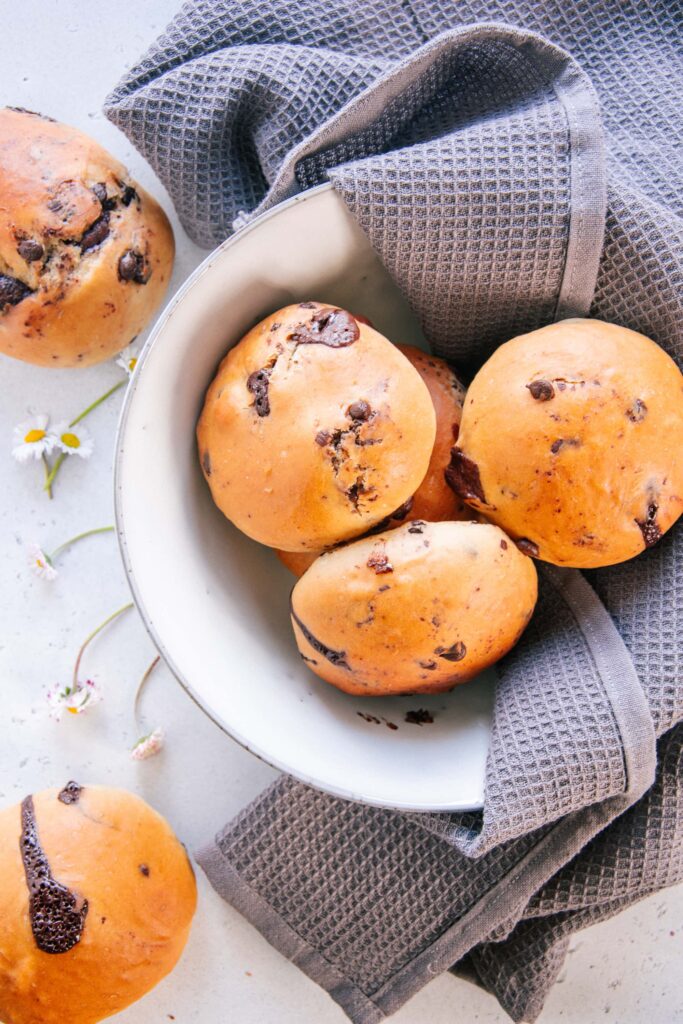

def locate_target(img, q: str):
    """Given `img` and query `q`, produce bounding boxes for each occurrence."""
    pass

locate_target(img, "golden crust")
[290,521,538,696]
[0,784,196,1024]
[197,303,437,551]
[450,319,683,568]
[0,108,174,367]
[276,343,473,575]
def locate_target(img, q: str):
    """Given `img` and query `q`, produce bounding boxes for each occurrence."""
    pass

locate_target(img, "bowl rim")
[114,181,487,813]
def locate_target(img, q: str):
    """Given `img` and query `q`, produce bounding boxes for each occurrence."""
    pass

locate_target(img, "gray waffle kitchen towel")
[105,2,682,1020]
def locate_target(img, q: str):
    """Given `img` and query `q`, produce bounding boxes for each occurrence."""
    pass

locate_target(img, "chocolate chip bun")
[277,343,473,576]
[0,782,196,1024]
[197,302,437,551]
[447,319,683,568]
[290,521,538,696]
[0,107,174,367]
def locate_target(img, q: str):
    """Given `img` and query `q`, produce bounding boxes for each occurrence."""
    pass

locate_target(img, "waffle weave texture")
[106,2,682,1020]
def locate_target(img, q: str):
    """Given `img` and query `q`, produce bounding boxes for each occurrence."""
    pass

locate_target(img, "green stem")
[134,655,161,727]
[72,602,134,691]
[70,379,126,427]
[42,453,53,500]
[50,525,115,562]
[43,379,127,496]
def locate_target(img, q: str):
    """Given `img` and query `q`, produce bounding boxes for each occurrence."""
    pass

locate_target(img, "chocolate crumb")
[347,400,371,421]
[516,538,540,557]
[500,539,508,550]
[435,641,466,662]
[405,709,434,725]
[378,584,391,592]
[367,548,393,574]
[357,711,381,725]
[0,274,32,308]
[202,451,212,476]
[445,448,488,504]
[120,184,138,206]
[17,239,44,262]
[527,380,555,401]
[139,864,150,877]
[385,721,399,731]
[57,781,82,805]
[270,322,281,331]
[418,660,437,670]
[299,301,316,308]
[7,106,56,121]
[635,502,661,548]
[408,520,426,534]
[626,398,648,423]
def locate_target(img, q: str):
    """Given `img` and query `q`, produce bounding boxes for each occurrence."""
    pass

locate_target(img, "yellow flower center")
[61,432,81,449]
[35,558,46,569]
[24,429,46,443]
[67,706,79,714]
[128,357,138,371]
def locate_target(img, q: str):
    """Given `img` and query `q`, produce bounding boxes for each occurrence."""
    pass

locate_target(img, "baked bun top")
[0,107,174,367]
[447,319,683,568]
[0,782,196,1024]
[290,520,538,696]
[197,302,436,551]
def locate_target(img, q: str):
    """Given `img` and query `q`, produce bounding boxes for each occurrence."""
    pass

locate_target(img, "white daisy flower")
[131,727,165,761]
[116,343,140,377]
[52,421,94,459]
[27,542,58,581]
[12,415,55,462]
[47,679,102,720]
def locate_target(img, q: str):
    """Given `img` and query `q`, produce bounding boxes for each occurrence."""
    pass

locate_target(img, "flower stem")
[42,453,53,500]
[70,379,126,427]
[43,379,127,495]
[72,602,134,691]
[134,655,161,727]
[50,525,115,562]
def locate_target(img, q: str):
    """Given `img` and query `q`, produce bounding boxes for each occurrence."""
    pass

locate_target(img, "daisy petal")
[131,727,165,760]
[27,542,58,581]
[12,415,55,462]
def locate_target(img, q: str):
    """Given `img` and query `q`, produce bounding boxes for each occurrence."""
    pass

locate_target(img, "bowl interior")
[116,184,494,811]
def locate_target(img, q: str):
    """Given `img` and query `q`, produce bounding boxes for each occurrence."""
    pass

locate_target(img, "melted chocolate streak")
[290,606,351,670]
[20,795,88,954]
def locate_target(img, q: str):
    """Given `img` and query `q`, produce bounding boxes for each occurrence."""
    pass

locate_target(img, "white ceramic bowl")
[115,182,494,812]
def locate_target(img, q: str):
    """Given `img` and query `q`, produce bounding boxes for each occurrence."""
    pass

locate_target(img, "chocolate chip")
[118,249,150,284]
[367,549,393,574]
[17,239,44,262]
[435,641,467,662]
[0,274,32,308]
[291,607,350,670]
[418,660,437,670]
[527,380,555,401]
[390,496,413,521]
[202,451,212,476]
[139,864,150,877]
[347,400,371,421]
[626,398,648,423]
[299,301,316,308]
[404,709,434,725]
[91,183,107,204]
[7,106,56,121]
[80,211,110,252]
[408,521,426,534]
[57,782,82,805]
[445,448,488,504]
[270,322,281,332]
[315,430,331,446]
[120,184,138,207]
[516,538,539,557]
[246,368,272,417]
[20,795,89,954]
[378,584,391,592]
[290,307,360,348]
[550,439,563,454]
[635,502,661,548]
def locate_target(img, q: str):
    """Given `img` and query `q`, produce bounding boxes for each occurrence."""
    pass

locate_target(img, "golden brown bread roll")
[197,302,437,551]
[0,782,196,1024]
[0,107,174,367]
[277,343,473,576]
[290,520,538,696]
[446,319,683,568]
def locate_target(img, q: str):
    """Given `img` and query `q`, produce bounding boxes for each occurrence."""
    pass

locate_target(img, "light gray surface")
[0,3,681,1023]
